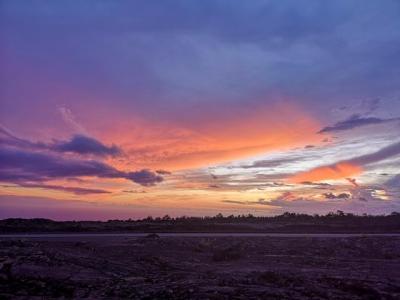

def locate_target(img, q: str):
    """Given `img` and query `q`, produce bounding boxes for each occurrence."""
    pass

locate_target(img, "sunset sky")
[1,1,400,220]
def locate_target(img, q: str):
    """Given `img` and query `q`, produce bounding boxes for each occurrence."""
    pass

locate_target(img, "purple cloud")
[126,169,163,187]
[350,141,400,166]
[0,126,47,150]
[386,175,400,188]
[241,157,300,169]
[318,115,399,134]
[51,135,122,157]
[323,192,350,200]
[1,126,121,157]
[15,182,111,195]
[0,146,163,187]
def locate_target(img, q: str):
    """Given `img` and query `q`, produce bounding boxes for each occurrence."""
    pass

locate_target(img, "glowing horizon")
[1,1,400,220]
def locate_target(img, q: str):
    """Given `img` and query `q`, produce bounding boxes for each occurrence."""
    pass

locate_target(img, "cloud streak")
[290,141,400,183]
[318,115,399,133]
[14,182,111,195]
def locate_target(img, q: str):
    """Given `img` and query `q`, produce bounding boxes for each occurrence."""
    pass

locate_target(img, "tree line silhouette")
[1,211,399,233]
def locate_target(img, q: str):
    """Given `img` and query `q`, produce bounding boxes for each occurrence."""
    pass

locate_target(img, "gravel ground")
[1,235,399,299]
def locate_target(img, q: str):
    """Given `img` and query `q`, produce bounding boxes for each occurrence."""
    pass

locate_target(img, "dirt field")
[1,235,399,299]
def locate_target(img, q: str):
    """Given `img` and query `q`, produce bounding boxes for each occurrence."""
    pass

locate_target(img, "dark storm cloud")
[0,147,163,187]
[318,115,399,133]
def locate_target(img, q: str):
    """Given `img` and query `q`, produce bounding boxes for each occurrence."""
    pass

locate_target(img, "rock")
[0,258,13,280]
[145,233,160,239]
[212,246,243,262]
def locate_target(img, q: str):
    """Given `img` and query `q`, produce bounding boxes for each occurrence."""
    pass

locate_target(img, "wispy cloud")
[240,157,300,169]
[14,182,111,195]
[318,114,399,133]
[58,106,88,135]
[290,141,400,183]
[155,169,172,175]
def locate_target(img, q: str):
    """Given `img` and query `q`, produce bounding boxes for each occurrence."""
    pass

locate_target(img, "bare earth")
[1,235,399,299]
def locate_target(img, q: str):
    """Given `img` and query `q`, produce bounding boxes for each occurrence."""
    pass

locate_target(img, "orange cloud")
[289,162,362,183]
[95,102,321,170]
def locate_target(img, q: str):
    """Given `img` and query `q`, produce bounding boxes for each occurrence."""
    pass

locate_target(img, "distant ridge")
[1,211,399,234]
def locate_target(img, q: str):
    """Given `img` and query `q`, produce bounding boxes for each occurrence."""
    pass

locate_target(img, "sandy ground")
[1,235,399,299]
